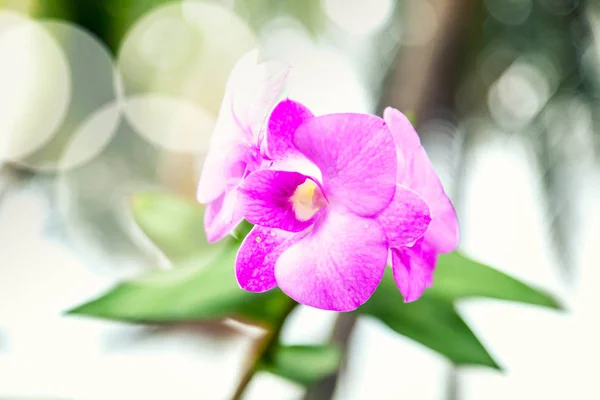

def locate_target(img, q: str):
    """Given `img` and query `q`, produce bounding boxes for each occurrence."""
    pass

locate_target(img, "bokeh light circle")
[0,18,71,164]
[118,1,257,111]
[488,60,553,130]
[58,102,123,171]
[260,16,314,60]
[322,0,394,36]
[0,10,28,35]
[123,95,215,154]
[2,20,121,172]
[118,1,258,153]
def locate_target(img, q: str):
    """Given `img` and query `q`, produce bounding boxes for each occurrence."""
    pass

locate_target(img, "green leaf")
[70,191,292,324]
[262,345,342,386]
[358,252,562,369]
[130,192,222,263]
[68,243,292,324]
[359,269,500,369]
[231,219,255,242]
[430,252,562,309]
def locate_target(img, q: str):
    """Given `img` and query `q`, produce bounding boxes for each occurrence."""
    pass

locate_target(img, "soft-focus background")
[0,0,598,399]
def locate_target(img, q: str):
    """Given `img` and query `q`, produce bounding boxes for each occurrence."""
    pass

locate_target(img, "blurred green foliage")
[130,192,220,263]
[456,0,593,280]
[32,0,174,52]
[69,191,562,373]
[262,344,342,386]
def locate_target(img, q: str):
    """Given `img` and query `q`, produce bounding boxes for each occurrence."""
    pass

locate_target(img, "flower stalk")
[231,298,298,400]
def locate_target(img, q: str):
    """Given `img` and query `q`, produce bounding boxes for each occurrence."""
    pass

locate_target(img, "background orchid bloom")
[234,100,432,311]
[383,107,460,302]
[196,50,290,243]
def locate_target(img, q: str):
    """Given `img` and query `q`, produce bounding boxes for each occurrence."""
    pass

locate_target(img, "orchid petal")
[275,210,388,311]
[197,50,289,204]
[197,140,251,204]
[376,185,432,247]
[384,107,459,253]
[391,239,437,303]
[268,156,323,183]
[383,107,421,153]
[238,170,325,232]
[294,113,397,217]
[406,148,459,253]
[204,190,243,243]
[227,49,290,142]
[235,226,294,292]
[266,99,314,159]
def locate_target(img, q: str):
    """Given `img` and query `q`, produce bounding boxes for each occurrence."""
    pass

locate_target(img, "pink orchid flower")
[234,100,433,311]
[197,50,290,242]
[383,108,459,302]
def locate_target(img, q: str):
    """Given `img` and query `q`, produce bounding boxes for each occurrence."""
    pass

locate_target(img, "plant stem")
[445,367,459,400]
[231,299,298,400]
[303,313,359,400]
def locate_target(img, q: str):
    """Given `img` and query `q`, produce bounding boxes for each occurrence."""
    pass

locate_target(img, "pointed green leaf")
[359,269,500,369]
[68,242,291,324]
[359,253,562,368]
[70,192,292,324]
[431,252,562,309]
[262,345,342,386]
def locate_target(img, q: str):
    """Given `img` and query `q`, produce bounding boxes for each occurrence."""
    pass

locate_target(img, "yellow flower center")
[290,179,326,221]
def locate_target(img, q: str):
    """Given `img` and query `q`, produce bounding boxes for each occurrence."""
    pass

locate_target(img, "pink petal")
[235,226,294,292]
[383,107,421,153]
[266,99,314,160]
[406,148,459,253]
[376,185,432,247]
[197,50,289,204]
[197,139,248,204]
[384,107,459,253]
[294,113,397,217]
[204,190,244,243]
[268,156,323,183]
[227,50,290,142]
[274,209,388,311]
[391,239,437,303]
[238,170,325,232]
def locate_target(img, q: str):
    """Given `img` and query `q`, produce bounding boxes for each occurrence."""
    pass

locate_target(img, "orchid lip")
[290,178,328,221]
